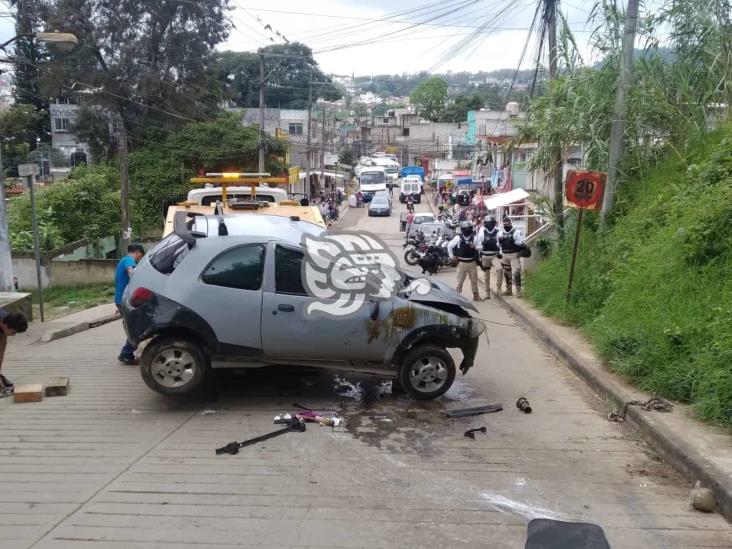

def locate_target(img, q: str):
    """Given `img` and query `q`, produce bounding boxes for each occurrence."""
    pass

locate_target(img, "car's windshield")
[414,215,433,224]
[372,197,388,205]
[385,167,398,173]
[149,234,191,274]
[360,172,386,184]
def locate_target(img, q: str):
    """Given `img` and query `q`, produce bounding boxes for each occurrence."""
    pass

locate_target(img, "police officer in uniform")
[475,215,502,299]
[447,220,481,302]
[498,216,526,297]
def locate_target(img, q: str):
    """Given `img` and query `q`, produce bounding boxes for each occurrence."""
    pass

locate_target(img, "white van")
[399,179,422,203]
[371,157,400,185]
[187,186,288,206]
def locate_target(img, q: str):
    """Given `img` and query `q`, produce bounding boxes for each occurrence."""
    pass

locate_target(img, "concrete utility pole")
[547,0,564,229]
[601,0,639,226]
[27,173,43,321]
[258,54,265,174]
[305,68,312,198]
[320,105,326,193]
[117,117,131,253]
[0,139,12,292]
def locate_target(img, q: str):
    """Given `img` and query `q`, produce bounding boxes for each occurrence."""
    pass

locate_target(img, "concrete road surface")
[0,198,729,548]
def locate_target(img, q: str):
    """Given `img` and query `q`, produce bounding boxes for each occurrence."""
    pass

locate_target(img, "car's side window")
[201,244,265,291]
[275,246,307,296]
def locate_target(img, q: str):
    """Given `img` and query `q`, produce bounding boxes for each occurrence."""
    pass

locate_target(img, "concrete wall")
[12,258,117,290]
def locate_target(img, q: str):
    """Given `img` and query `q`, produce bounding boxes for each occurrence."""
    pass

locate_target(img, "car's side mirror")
[370,301,380,321]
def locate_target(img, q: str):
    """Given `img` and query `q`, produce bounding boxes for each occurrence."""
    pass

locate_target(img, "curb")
[40,311,121,343]
[495,293,732,522]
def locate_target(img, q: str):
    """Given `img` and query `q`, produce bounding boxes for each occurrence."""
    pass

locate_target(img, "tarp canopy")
[298,171,345,179]
[483,188,530,210]
[400,165,425,178]
[456,178,473,185]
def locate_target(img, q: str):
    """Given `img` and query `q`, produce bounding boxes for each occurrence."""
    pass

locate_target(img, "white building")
[49,98,91,166]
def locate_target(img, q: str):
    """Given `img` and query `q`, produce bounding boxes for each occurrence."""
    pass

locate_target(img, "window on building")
[54,118,70,132]
[402,128,410,137]
[288,123,303,135]
[382,118,389,123]
[201,245,265,291]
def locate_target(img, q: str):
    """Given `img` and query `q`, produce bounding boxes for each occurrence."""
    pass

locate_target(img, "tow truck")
[163,170,326,236]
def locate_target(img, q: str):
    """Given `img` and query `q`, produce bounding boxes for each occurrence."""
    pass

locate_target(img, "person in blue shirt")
[115,243,145,364]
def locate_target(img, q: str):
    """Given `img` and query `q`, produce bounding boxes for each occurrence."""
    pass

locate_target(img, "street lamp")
[0,31,78,293]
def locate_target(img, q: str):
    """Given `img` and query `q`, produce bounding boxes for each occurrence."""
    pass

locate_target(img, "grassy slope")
[526,125,732,425]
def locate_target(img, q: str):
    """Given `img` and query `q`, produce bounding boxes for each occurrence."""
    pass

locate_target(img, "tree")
[338,149,354,166]
[40,0,232,141]
[0,104,45,176]
[410,76,448,121]
[216,43,342,109]
[440,93,485,122]
[70,106,114,162]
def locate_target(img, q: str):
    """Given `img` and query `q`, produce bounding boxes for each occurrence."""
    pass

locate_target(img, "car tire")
[140,337,208,396]
[399,344,455,400]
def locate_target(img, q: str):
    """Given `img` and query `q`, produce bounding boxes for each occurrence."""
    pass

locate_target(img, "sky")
[0,0,604,79]
[221,0,600,76]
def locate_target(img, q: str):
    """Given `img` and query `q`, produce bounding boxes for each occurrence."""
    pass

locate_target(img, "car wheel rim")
[408,356,448,393]
[150,348,197,388]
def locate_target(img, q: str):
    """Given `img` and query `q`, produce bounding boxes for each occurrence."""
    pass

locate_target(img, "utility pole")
[601,0,639,226]
[27,173,43,321]
[258,54,265,174]
[305,68,312,198]
[0,138,12,292]
[546,0,564,229]
[117,116,131,253]
[320,105,326,195]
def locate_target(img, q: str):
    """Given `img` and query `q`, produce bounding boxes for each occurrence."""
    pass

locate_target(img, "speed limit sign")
[565,170,606,210]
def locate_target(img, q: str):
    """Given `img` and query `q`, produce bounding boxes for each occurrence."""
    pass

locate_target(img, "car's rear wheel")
[399,344,455,400]
[141,337,208,395]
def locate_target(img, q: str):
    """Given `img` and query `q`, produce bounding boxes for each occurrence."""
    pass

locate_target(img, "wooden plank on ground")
[13,384,44,403]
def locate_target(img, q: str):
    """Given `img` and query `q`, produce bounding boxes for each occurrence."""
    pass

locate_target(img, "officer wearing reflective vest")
[447,220,482,302]
[475,215,502,299]
[498,216,526,297]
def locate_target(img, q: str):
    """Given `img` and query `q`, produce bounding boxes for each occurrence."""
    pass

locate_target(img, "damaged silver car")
[120,212,485,400]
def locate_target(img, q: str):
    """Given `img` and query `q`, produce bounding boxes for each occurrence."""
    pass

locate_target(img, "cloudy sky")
[221,0,600,76]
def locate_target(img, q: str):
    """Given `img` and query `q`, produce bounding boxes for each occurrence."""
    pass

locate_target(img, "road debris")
[216,418,306,455]
[45,377,70,397]
[200,408,217,416]
[13,383,43,403]
[446,404,503,418]
[275,410,346,427]
[516,397,532,414]
[525,518,610,549]
[464,426,487,439]
[608,397,673,422]
[690,481,716,512]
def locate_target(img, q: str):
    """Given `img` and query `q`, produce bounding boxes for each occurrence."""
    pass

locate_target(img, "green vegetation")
[410,76,448,122]
[527,126,732,425]
[29,283,115,320]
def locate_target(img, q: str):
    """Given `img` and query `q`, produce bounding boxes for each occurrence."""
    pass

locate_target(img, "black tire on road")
[404,249,421,266]
[399,344,456,400]
[140,337,208,396]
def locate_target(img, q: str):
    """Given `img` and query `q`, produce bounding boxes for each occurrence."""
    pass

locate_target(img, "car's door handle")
[277,304,295,312]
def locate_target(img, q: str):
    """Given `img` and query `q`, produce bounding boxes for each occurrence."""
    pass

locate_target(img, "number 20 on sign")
[565,170,607,301]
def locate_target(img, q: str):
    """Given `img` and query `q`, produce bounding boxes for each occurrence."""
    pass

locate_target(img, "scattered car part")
[274,411,345,427]
[525,519,610,549]
[215,418,306,455]
[464,426,487,439]
[516,397,532,414]
[607,397,673,422]
[446,404,503,418]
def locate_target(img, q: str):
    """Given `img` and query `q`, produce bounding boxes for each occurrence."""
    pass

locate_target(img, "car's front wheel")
[140,337,208,395]
[399,344,455,400]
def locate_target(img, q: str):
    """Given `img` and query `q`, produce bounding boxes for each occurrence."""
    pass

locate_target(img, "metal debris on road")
[275,410,346,427]
[446,404,503,418]
[516,397,533,414]
[215,418,306,455]
[525,518,610,549]
[608,397,673,422]
[464,426,487,439]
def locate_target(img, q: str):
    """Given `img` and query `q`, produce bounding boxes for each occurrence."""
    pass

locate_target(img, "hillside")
[526,124,732,425]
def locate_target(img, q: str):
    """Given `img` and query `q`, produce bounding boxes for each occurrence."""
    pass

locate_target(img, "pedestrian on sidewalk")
[0,309,28,391]
[447,220,481,302]
[115,243,145,364]
[498,217,525,297]
[476,215,502,299]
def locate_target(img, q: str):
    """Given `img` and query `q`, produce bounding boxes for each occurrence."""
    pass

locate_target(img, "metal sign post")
[564,170,607,302]
[19,164,44,321]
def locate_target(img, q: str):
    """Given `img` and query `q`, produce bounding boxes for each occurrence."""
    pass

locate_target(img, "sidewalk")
[425,190,732,521]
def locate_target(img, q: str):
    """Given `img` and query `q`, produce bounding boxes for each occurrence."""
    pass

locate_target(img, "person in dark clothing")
[0,309,28,391]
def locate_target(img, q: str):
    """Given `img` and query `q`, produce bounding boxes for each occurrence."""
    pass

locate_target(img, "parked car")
[406,213,437,238]
[368,196,392,217]
[120,212,484,400]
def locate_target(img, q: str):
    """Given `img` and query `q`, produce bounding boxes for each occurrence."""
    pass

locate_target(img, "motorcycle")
[356,195,364,208]
[416,236,452,275]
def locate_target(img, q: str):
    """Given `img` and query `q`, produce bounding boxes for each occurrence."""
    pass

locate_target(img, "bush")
[527,125,732,425]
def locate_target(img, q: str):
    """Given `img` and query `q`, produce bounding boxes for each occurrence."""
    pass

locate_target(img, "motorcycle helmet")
[485,215,497,230]
[460,220,474,237]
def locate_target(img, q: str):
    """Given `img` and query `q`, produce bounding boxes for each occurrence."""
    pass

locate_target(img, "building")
[49,98,91,166]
